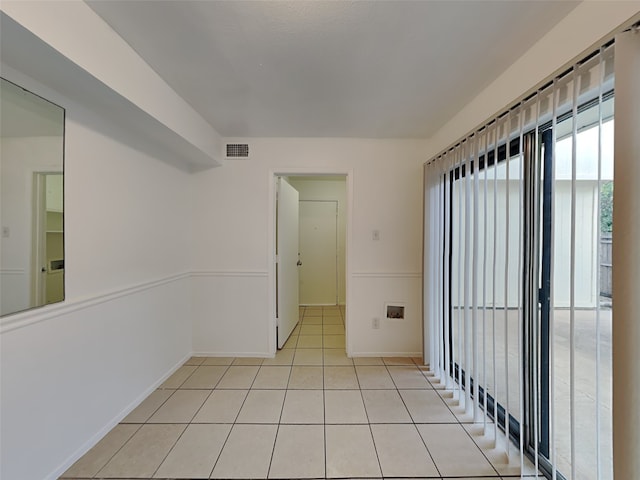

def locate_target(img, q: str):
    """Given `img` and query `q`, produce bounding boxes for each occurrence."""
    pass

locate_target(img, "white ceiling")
[86,0,579,139]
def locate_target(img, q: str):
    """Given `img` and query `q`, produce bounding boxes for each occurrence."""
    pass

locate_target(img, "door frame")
[267,168,353,356]
[31,171,63,308]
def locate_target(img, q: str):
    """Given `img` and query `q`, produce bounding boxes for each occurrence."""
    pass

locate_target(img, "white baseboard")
[192,351,273,358]
[349,351,422,358]
[47,352,190,480]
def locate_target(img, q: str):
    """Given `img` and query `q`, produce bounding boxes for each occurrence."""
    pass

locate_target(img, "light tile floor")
[60,305,538,479]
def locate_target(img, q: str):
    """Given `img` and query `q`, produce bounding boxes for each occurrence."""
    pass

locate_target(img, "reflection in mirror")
[1,77,65,316]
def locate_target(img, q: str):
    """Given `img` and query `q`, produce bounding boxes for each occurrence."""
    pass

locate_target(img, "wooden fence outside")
[600,233,612,298]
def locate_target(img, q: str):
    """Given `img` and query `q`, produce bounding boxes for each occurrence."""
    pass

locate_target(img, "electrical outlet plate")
[372,317,380,329]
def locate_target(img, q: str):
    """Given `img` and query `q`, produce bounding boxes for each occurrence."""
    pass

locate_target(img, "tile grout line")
[359,369,384,478]
[93,361,208,479]
[383,358,443,479]
[94,360,222,479]
[322,307,328,479]
[206,362,251,479]
[81,423,142,479]
[157,361,236,479]
[265,339,298,479]
[148,423,188,479]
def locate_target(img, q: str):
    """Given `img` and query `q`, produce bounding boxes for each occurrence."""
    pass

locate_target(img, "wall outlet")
[372,229,380,241]
[372,317,380,329]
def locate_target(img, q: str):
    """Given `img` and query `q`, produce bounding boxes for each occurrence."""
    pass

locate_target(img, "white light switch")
[372,229,380,241]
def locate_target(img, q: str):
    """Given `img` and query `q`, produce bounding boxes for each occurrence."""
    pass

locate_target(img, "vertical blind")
[423,42,615,480]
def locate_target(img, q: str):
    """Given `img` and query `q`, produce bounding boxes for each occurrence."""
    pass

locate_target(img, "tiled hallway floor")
[60,305,538,479]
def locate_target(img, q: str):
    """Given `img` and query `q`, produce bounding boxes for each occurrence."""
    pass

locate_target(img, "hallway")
[60,305,537,479]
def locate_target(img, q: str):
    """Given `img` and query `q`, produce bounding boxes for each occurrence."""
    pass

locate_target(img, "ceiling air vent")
[226,143,250,159]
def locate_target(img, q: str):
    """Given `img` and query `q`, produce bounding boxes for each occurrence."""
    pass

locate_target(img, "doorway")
[271,172,349,354]
[32,172,64,308]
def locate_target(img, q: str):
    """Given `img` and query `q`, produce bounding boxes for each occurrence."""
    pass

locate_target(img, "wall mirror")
[1,77,65,317]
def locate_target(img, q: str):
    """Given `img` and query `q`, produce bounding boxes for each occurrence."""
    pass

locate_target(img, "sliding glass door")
[443,75,614,480]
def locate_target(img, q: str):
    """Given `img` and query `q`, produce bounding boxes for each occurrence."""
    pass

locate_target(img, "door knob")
[297,260,302,266]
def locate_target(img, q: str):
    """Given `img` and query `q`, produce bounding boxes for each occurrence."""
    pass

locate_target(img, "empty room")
[1,2,639,480]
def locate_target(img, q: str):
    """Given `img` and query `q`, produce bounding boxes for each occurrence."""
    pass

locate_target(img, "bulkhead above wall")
[0,4,223,171]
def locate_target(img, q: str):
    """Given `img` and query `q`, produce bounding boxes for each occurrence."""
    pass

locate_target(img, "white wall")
[191,138,426,357]
[0,67,194,480]
[288,177,347,305]
[0,136,63,315]
[64,116,192,298]
[612,27,640,480]
[0,4,222,476]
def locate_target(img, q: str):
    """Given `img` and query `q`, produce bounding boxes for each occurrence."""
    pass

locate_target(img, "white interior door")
[276,177,300,348]
[299,200,337,305]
